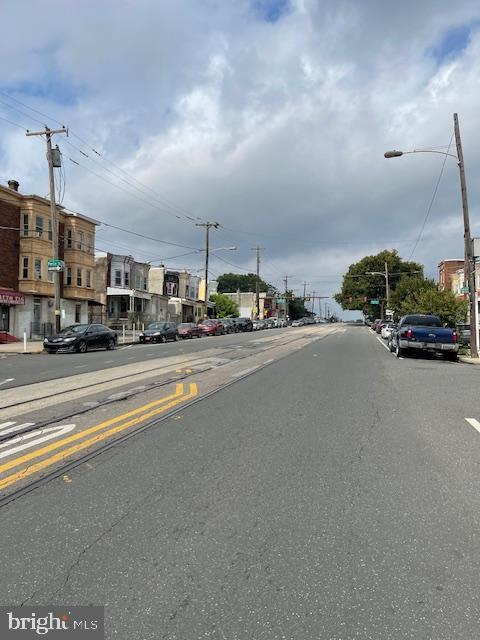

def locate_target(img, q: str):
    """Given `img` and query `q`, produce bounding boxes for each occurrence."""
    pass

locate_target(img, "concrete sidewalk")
[459,355,480,365]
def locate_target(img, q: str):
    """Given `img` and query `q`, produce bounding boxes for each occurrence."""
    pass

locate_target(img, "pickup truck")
[390,314,458,360]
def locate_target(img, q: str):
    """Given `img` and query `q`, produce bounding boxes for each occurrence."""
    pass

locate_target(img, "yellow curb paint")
[0,384,198,491]
[0,385,184,475]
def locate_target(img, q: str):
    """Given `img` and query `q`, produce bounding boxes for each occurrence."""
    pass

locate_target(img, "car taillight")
[452,331,457,343]
[406,328,413,340]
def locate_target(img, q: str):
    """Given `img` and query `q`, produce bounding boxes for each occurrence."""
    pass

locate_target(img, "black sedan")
[139,322,178,343]
[44,324,117,353]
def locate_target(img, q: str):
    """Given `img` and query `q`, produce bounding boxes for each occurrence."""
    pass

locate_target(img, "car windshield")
[147,323,165,330]
[58,325,88,335]
[404,315,442,327]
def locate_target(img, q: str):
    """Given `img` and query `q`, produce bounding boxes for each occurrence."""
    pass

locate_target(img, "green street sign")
[276,298,285,303]
[47,259,64,272]
[370,299,380,305]
[460,287,469,293]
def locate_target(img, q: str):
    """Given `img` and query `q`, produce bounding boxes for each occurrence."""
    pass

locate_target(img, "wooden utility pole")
[196,222,219,316]
[454,114,477,357]
[251,247,264,319]
[26,126,68,333]
[283,275,293,321]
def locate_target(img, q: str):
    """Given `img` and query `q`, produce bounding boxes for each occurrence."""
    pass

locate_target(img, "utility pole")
[26,126,68,333]
[384,262,390,309]
[196,222,219,317]
[454,113,478,357]
[251,247,264,319]
[311,290,316,315]
[283,275,293,321]
[302,281,310,301]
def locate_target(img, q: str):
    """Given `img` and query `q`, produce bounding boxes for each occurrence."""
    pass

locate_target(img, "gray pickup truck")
[390,314,458,361]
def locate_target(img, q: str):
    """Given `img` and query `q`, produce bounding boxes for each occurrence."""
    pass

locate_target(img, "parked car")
[278,318,288,327]
[200,319,225,336]
[44,323,117,353]
[381,323,397,340]
[456,323,471,346]
[221,318,238,334]
[263,318,276,329]
[252,320,263,331]
[389,314,458,360]
[291,319,304,327]
[139,322,178,343]
[176,322,202,339]
[235,317,253,332]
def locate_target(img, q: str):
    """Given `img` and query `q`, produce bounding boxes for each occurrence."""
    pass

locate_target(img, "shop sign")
[0,290,25,305]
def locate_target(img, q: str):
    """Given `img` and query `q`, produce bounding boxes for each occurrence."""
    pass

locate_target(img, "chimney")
[7,180,19,192]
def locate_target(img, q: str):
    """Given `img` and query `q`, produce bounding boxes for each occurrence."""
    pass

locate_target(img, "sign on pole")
[47,259,64,272]
[370,299,380,305]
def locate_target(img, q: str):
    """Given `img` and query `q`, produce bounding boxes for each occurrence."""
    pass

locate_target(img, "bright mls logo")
[0,607,104,639]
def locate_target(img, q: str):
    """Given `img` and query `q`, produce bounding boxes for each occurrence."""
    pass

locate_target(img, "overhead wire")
[408,132,455,260]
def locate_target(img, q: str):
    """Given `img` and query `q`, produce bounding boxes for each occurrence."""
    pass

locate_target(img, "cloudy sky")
[1,0,480,317]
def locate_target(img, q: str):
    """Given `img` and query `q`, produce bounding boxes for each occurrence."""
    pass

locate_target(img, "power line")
[408,132,455,260]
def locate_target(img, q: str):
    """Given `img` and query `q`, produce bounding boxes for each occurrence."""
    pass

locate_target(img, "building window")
[22,256,29,279]
[86,270,91,288]
[35,216,44,238]
[66,267,72,286]
[23,214,29,237]
[47,269,54,283]
[47,220,52,241]
[34,258,42,280]
[77,268,82,287]
[143,276,147,290]
[77,231,84,250]
[75,304,82,323]
[114,270,122,286]
[125,271,130,287]
[66,228,73,249]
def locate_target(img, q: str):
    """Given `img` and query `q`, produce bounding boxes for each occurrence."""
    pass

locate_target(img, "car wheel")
[106,338,115,351]
[77,340,87,354]
[443,352,458,362]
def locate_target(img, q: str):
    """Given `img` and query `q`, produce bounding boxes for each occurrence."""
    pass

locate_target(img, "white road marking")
[0,423,76,459]
[263,359,274,364]
[104,360,114,364]
[375,336,391,352]
[465,418,480,433]
[74,365,88,369]
[231,366,260,378]
[122,345,133,350]
[0,421,35,435]
[127,356,135,360]
[0,378,15,386]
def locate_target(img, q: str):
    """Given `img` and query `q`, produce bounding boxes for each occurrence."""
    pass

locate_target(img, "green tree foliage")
[390,277,467,325]
[286,291,309,320]
[334,250,423,316]
[217,273,275,293]
[209,293,239,318]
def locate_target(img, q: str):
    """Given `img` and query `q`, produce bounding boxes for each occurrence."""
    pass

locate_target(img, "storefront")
[0,290,26,340]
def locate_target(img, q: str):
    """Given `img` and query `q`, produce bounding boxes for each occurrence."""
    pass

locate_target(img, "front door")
[0,305,9,332]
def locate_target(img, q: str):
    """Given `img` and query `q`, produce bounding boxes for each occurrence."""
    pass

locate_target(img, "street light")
[384,113,477,357]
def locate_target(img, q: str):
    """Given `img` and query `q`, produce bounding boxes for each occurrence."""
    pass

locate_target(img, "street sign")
[276,298,285,303]
[461,286,469,293]
[370,299,380,305]
[48,259,64,272]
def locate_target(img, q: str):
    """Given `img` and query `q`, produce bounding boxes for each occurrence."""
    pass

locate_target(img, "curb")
[0,340,138,356]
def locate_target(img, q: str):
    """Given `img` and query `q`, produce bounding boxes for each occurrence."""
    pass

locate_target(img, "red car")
[177,322,203,339]
[200,319,225,336]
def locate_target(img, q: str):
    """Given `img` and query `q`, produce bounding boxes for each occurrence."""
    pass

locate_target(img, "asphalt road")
[2,327,480,639]
[0,328,287,389]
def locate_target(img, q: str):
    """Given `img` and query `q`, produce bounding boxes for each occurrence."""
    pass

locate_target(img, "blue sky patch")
[7,79,79,108]
[251,0,291,23]
[431,22,479,64]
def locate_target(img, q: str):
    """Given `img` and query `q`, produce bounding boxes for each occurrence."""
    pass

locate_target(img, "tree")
[209,293,239,318]
[390,277,467,325]
[286,291,309,320]
[334,249,423,317]
[217,273,275,293]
